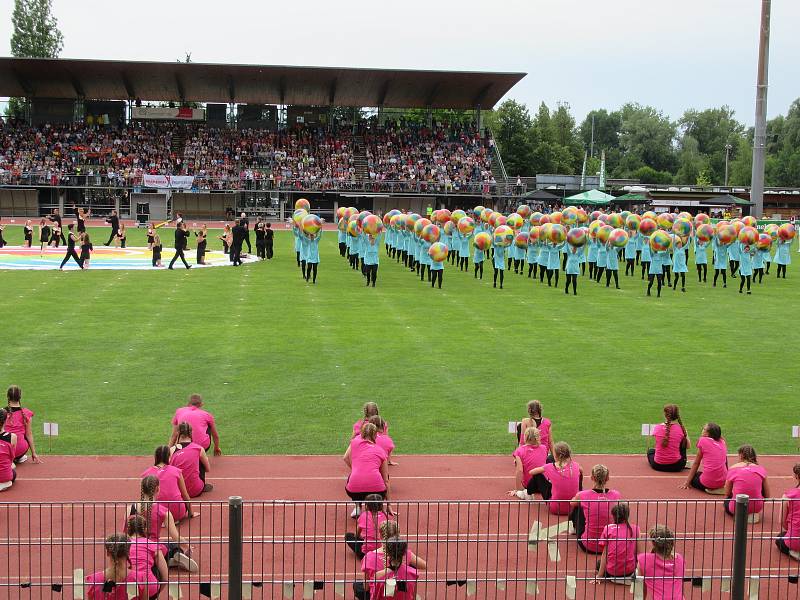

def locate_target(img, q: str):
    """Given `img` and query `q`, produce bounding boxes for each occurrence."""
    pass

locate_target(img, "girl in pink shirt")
[776,464,800,556]
[518,400,554,457]
[169,394,221,456]
[353,402,388,437]
[596,503,641,580]
[570,465,623,554]
[360,524,426,600]
[507,427,549,499]
[636,525,685,600]
[125,515,168,600]
[0,408,18,491]
[346,494,391,558]
[370,416,397,465]
[170,422,212,497]
[680,423,728,493]
[724,445,769,517]
[128,476,197,573]
[528,442,583,515]
[344,423,389,516]
[369,538,419,600]
[140,446,196,523]
[647,404,689,472]
[85,534,130,600]
[3,385,40,463]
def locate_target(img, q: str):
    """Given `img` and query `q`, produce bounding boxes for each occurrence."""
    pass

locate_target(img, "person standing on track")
[194,224,208,265]
[79,233,94,269]
[169,422,213,496]
[254,219,266,259]
[38,219,51,256]
[59,224,84,270]
[48,207,66,244]
[104,210,120,246]
[168,221,191,270]
[3,386,40,465]
[169,394,222,456]
[23,220,33,248]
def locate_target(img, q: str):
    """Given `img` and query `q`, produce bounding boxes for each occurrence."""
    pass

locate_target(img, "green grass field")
[0,224,797,456]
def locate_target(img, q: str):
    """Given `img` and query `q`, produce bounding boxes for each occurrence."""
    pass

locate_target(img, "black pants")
[777,264,787,278]
[625,258,635,275]
[475,261,484,278]
[493,268,504,288]
[647,274,663,296]
[565,274,577,295]
[729,260,739,276]
[526,474,551,498]
[697,264,707,282]
[305,262,318,283]
[105,229,116,245]
[60,249,83,269]
[640,261,649,279]
[244,232,252,253]
[365,264,378,286]
[673,272,686,290]
[339,242,346,257]
[647,447,687,472]
[344,532,366,559]
[256,242,266,259]
[431,269,442,288]
[689,472,709,492]
[265,243,273,259]
[569,506,601,554]
[739,274,751,293]
[605,269,619,288]
[775,534,794,556]
[713,268,727,286]
[663,265,672,285]
[230,245,242,266]
[196,243,206,264]
[170,248,191,269]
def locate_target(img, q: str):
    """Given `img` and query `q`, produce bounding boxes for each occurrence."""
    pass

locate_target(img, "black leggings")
[474,261,484,278]
[640,261,649,279]
[647,447,687,472]
[739,274,751,293]
[419,264,430,281]
[588,262,595,279]
[526,474,551,498]
[365,264,378,286]
[662,265,672,285]
[605,269,618,288]
[305,262,318,283]
[546,268,559,287]
[339,242,346,257]
[527,262,536,278]
[777,264,787,278]
[729,260,739,276]
[431,269,443,288]
[564,274,577,295]
[713,268,727,286]
[625,258,635,275]
[594,266,605,282]
[493,268,504,287]
[170,248,190,269]
[60,249,83,269]
[673,272,685,289]
[696,264,707,281]
[647,273,663,296]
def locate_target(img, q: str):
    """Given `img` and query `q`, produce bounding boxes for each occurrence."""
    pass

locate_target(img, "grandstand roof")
[0,57,525,109]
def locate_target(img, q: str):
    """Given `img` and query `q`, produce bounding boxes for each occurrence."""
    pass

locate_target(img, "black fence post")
[730,493,750,600]
[229,496,243,600]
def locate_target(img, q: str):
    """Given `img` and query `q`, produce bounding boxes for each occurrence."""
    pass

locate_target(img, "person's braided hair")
[662,404,686,448]
[138,476,159,539]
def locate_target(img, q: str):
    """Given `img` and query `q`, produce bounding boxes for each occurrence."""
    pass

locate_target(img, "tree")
[485,99,535,177]
[578,109,622,173]
[632,166,673,185]
[616,103,678,177]
[674,135,709,185]
[7,0,64,118]
[678,106,745,184]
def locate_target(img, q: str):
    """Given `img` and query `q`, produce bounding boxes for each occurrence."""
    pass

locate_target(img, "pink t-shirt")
[512,444,548,487]
[357,511,389,553]
[172,406,215,449]
[696,437,728,489]
[542,461,582,515]
[519,417,552,450]
[361,551,417,600]
[599,523,640,576]
[375,433,395,457]
[783,487,800,551]
[576,489,623,552]
[141,464,187,521]
[353,419,389,437]
[84,571,129,600]
[128,536,160,599]
[0,434,15,483]
[726,464,767,514]
[170,442,204,497]
[637,552,685,600]
[346,438,387,493]
[652,423,686,464]
[3,407,33,457]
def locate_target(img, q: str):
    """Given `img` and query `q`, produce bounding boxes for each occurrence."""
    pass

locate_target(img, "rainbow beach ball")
[516,204,531,219]
[493,225,514,247]
[650,230,672,252]
[514,232,530,248]
[567,227,587,247]
[694,213,710,226]
[292,208,308,226]
[473,205,486,219]
[639,218,657,236]
[295,198,311,211]
[474,231,492,251]
[765,223,780,240]
[756,233,773,250]
[421,223,441,244]
[506,213,524,230]
[738,226,758,245]
[347,219,360,237]
[549,223,567,244]
[301,214,322,235]
[414,218,432,237]
[609,228,629,247]
[607,213,624,228]
[672,218,693,238]
[529,211,544,226]
[741,215,758,228]
[362,214,384,236]
[779,223,797,241]
[451,209,467,224]
[696,223,714,243]
[443,220,456,235]
[626,214,642,231]
[597,224,614,244]
[428,242,449,262]
[657,213,675,230]
[457,217,476,235]
[717,225,737,245]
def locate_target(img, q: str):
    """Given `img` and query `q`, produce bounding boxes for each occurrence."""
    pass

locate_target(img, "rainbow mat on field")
[0,246,258,270]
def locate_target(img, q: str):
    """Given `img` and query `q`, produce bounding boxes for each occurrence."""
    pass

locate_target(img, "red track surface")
[3,454,799,598]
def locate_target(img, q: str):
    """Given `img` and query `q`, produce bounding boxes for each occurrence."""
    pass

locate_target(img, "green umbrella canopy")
[563,189,616,206]
[705,194,753,206]
[613,192,650,203]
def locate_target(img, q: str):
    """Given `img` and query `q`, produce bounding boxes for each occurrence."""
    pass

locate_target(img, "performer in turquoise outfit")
[474,239,486,279]
[337,220,347,257]
[526,238,538,278]
[298,230,310,278]
[624,232,638,276]
[363,233,382,287]
[693,236,708,283]
[304,230,322,283]
[671,237,688,292]
[537,238,548,283]
[546,241,563,287]
[594,240,608,283]
[639,236,652,280]
[738,241,755,294]
[727,236,741,277]
[775,239,791,278]
[605,242,620,289]
[752,244,766,284]
[712,237,729,287]
[564,244,581,295]
[419,238,432,282]
[293,224,302,267]
[458,230,471,272]
[647,249,667,297]
[587,237,599,279]
[430,250,444,288]
[493,242,506,289]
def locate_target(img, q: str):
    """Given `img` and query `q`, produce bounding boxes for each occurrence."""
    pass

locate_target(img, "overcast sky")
[1,0,798,125]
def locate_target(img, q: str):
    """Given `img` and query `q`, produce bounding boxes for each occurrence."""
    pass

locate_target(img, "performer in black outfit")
[23,220,33,247]
[0,219,5,248]
[254,219,266,259]
[240,212,252,253]
[231,219,246,266]
[194,225,208,265]
[168,222,192,270]
[79,233,93,268]
[48,208,66,244]
[38,219,51,255]
[73,204,90,234]
[265,223,274,259]
[105,210,120,246]
[59,224,84,270]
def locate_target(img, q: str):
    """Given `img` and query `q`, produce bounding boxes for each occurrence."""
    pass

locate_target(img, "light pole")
[750,0,771,217]
[725,143,733,186]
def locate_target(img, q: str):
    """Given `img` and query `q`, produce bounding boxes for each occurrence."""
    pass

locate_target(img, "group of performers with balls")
[289,199,795,295]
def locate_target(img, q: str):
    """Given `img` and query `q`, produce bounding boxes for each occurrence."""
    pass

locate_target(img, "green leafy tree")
[616,103,678,177]
[7,0,64,117]
[632,166,673,184]
[678,106,745,183]
[579,109,622,173]
[675,135,709,185]
[485,99,535,177]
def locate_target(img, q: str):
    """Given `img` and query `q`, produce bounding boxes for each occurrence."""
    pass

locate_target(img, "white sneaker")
[350,505,361,518]
[0,481,12,492]
[15,455,27,464]
[515,490,532,501]
[168,552,198,573]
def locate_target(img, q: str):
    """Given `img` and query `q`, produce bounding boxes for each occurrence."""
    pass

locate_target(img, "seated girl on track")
[170,422,213,496]
[527,442,583,515]
[507,427,548,500]
[637,525,685,600]
[724,445,769,519]
[370,538,419,600]
[141,446,197,523]
[344,422,390,518]
[85,533,130,599]
[125,515,168,600]
[680,422,727,494]
[517,400,553,457]
[169,394,221,456]
[594,503,641,583]
[570,464,622,554]
[0,408,17,491]
[129,475,197,573]
[345,493,391,559]
[4,385,41,464]
[353,402,388,436]
[359,525,426,600]
[776,463,800,559]
[369,415,397,466]
[647,404,689,472]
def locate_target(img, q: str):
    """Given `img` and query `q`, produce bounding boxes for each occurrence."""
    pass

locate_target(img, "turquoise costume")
[493,244,506,270]
[364,234,382,266]
[671,244,688,273]
[648,251,665,275]
[587,238,599,264]
[565,247,581,275]
[606,244,620,270]
[306,231,322,264]
[738,242,754,276]
[693,240,708,265]
[712,238,729,270]
[624,234,638,260]
[775,240,791,265]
